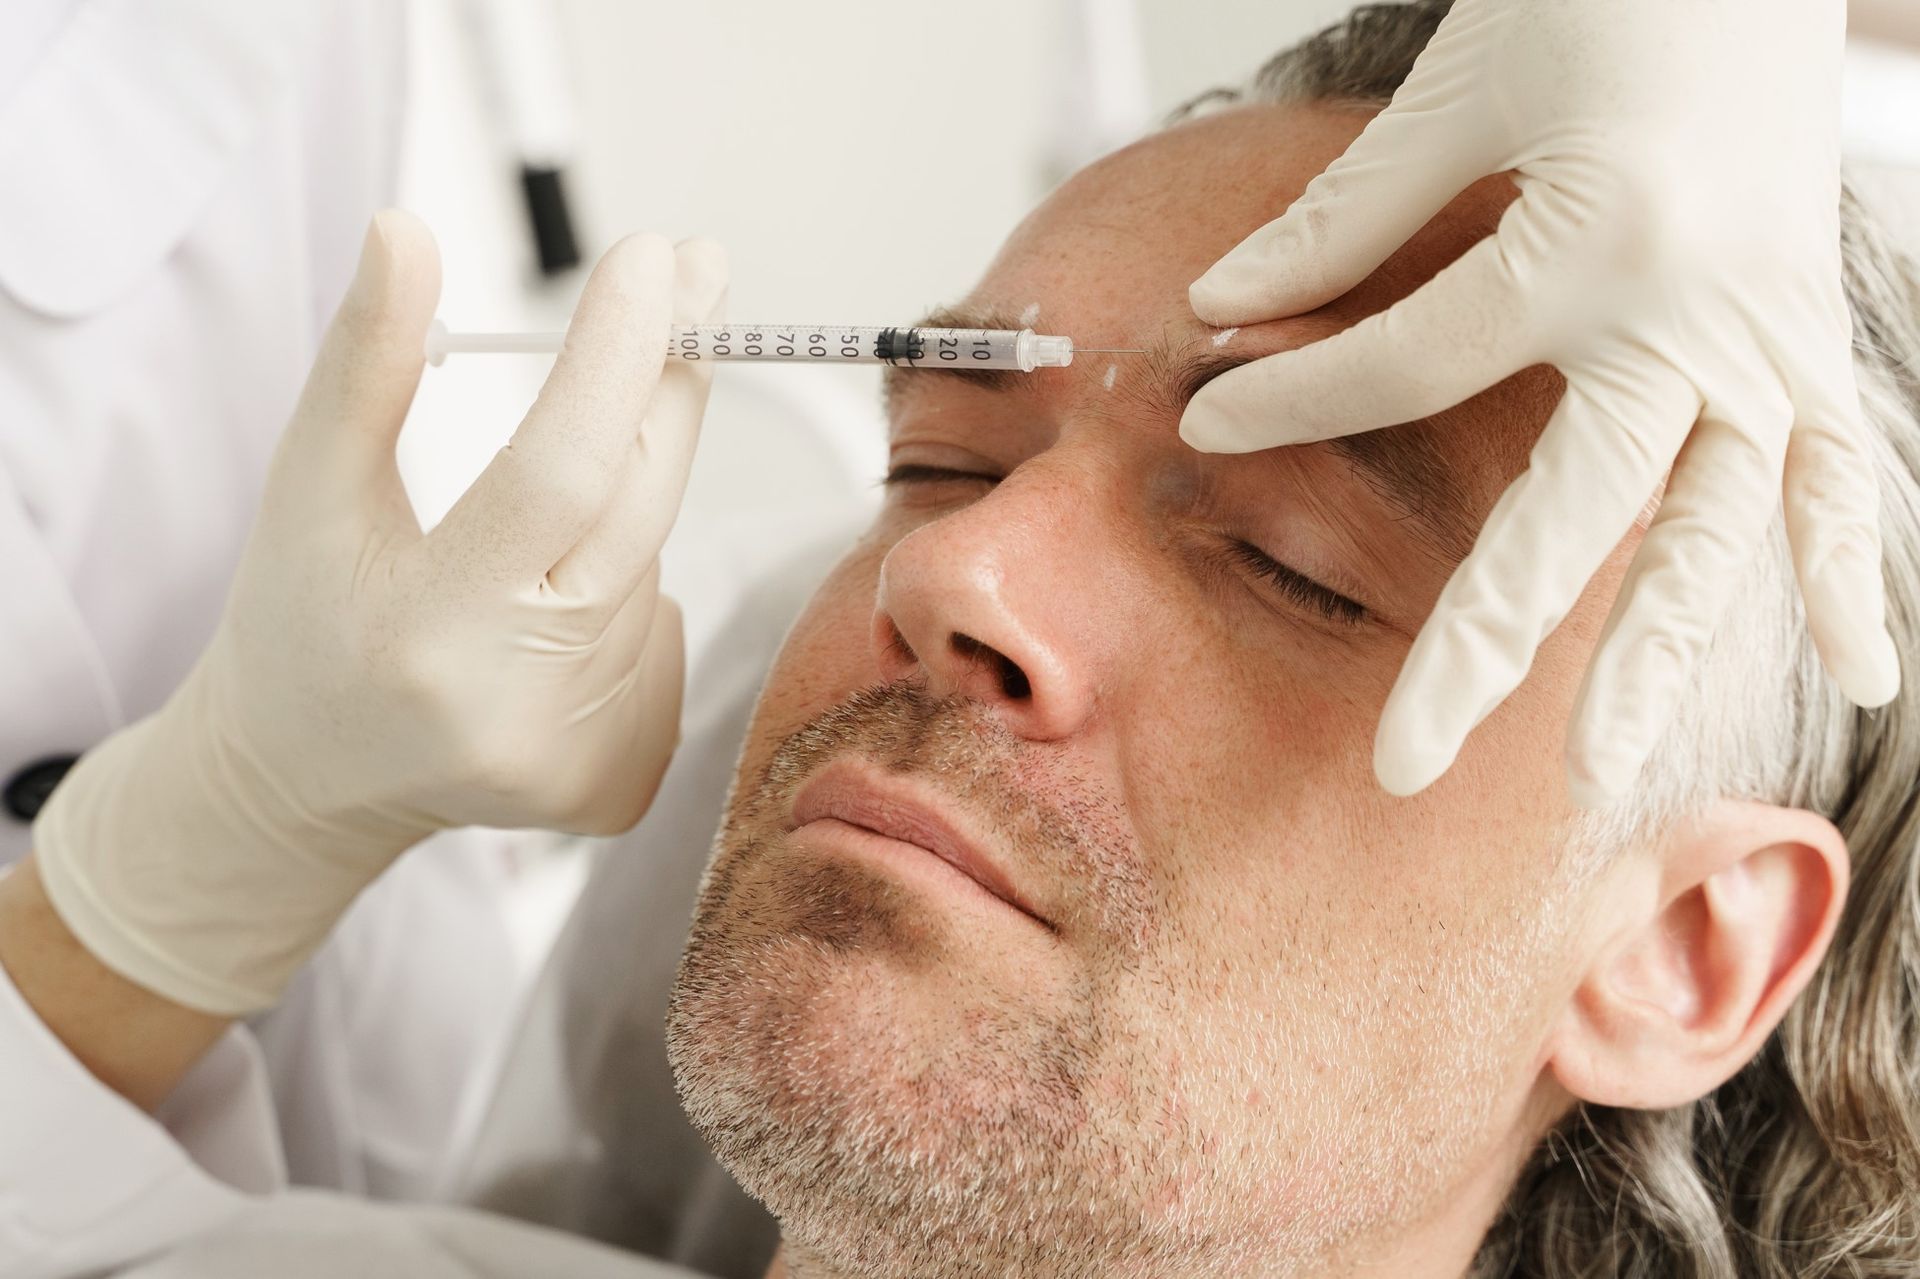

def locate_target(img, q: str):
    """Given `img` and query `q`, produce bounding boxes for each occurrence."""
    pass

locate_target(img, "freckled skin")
[669,103,1637,1279]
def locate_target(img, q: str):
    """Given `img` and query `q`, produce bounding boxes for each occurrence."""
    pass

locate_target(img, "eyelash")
[882,464,999,488]
[884,468,1366,626]
[1227,541,1367,626]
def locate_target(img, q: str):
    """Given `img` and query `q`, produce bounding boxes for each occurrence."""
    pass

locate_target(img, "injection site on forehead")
[884,302,1491,567]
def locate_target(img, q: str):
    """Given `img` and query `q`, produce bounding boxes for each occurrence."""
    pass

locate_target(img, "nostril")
[882,619,918,669]
[951,633,1031,701]
[998,660,1031,700]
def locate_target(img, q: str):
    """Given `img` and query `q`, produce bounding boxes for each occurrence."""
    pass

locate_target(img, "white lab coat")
[0,6,846,1254]
[0,0,527,1210]
[0,3,861,1272]
[0,944,694,1278]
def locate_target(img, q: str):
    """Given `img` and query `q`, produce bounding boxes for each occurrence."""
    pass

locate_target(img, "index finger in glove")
[546,239,729,606]
[1188,3,1503,327]
[1182,200,1543,454]
[430,233,675,592]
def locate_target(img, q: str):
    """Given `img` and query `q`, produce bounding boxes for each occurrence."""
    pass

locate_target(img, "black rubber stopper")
[874,327,926,365]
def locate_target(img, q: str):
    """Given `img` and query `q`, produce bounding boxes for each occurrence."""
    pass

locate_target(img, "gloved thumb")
[276,209,442,517]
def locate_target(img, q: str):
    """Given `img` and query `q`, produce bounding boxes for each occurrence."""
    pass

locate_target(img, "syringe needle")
[1075,348,1147,354]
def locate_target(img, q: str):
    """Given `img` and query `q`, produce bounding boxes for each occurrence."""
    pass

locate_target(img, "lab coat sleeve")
[0,951,285,1279]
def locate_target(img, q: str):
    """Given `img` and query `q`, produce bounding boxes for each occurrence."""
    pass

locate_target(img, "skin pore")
[667,102,1847,1279]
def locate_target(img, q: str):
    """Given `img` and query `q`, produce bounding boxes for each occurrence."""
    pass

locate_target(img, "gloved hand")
[33,211,726,1015]
[1180,0,1899,804]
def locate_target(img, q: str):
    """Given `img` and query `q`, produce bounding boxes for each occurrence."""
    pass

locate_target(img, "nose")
[871,492,1103,741]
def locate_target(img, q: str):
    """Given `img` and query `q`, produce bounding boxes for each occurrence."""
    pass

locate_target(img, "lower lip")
[789,817,1040,926]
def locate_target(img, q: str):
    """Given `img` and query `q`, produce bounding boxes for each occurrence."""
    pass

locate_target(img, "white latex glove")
[1180,0,1900,804]
[34,212,726,1014]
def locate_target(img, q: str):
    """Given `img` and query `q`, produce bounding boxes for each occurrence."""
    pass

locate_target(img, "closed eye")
[882,463,1001,487]
[1228,540,1367,626]
[882,469,1367,626]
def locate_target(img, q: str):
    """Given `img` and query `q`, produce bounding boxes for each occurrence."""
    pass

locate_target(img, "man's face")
[670,103,1631,1277]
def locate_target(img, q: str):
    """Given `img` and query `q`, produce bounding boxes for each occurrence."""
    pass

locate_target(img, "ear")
[1546,800,1848,1111]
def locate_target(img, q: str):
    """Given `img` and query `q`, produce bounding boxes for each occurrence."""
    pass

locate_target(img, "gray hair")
[1184,4,1920,1274]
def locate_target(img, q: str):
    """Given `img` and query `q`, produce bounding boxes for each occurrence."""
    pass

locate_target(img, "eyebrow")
[879,304,1036,413]
[889,304,1480,564]
[1161,343,1481,564]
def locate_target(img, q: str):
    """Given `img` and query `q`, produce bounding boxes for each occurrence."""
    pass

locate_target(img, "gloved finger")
[547,239,728,608]
[1372,365,1701,797]
[1188,8,1502,325]
[278,209,441,528]
[1183,199,1545,453]
[572,590,686,836]
[1564,416,1789,805]
[1783,393,1901,708]
[430,233,675,592]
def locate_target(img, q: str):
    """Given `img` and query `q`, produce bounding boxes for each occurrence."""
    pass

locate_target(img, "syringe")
[425,319,1142,372]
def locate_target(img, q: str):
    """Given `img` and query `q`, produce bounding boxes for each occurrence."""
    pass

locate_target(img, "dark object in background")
[520,164,580,277]
[3,754,77,823]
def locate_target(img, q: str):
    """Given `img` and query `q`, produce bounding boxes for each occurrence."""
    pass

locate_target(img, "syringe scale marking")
[427,319,1142,373]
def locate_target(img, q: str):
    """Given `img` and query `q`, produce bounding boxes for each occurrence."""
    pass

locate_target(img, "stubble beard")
[664,683,1548,1278]
[664,684,1262,1278]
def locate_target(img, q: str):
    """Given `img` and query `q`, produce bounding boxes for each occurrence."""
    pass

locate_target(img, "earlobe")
[1547,801,1848,1112]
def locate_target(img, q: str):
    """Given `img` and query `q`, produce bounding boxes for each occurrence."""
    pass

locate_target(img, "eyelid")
[882,460,1371,626]
[1227,540,1367,626]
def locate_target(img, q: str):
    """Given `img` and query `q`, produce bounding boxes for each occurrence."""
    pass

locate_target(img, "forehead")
[980,103,1384,319]
[913,100,1556,525]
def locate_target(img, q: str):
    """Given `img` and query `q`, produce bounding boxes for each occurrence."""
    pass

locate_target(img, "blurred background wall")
[394,0,1920,665]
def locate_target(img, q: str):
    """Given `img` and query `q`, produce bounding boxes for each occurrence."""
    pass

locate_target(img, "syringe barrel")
[425,321,1078,371]
[663,325,1069,370]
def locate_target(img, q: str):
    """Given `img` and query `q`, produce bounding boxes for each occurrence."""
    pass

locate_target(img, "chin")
[666,841,1239,1279]
[670,836,1072,1126]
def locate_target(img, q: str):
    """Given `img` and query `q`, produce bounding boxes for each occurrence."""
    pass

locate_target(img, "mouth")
[789,761,1054,932]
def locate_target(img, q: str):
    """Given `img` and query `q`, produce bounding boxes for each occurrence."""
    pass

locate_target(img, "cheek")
[1114,608,1394,917]
[1129,491,1634,949]
[1112,737,1580,1199]
[738,532,892,768]
[1115,610,1580,1039]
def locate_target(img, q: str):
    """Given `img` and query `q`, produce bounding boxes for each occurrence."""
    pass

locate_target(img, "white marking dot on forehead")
[1211,327,1239,347]
[1018,302,1042,328]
